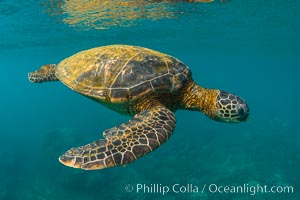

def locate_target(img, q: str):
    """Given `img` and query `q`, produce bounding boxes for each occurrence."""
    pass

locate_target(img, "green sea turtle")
[28,45,249,170]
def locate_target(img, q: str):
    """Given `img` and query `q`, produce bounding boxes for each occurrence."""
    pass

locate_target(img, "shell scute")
[56,45,191,103]
[129,81,153,98]
[150,75,173,91]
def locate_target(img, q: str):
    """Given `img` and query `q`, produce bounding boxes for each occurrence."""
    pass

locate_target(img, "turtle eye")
[215,91,249,123]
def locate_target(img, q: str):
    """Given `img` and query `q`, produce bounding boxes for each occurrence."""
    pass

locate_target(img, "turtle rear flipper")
[28,64,58,83]
[59,105,176,170]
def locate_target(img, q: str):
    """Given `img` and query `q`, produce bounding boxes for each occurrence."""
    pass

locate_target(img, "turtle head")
[183,83,249,123]
[213,90,249,123]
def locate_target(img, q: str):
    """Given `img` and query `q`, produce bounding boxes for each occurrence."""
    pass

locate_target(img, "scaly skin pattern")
[59,104,175,170]
[181,81,220,119]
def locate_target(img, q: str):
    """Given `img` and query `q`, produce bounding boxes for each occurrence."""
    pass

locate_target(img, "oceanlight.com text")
[124,183,294,196]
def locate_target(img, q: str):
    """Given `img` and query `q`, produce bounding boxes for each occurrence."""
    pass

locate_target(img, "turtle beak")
[236,104,250,122]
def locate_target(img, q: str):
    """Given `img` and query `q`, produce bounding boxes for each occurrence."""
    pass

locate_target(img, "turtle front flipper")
[59,105,176,170]
[28,64,58,83]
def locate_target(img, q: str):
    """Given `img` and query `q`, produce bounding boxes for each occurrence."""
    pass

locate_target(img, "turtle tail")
[28,64,59,83]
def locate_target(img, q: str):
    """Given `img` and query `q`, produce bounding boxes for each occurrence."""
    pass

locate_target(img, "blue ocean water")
[0,0,299,199]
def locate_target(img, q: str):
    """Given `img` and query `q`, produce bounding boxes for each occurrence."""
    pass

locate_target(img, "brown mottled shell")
[56,45,191,103]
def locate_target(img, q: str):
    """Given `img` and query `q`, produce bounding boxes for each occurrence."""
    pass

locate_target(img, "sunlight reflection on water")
[42,0,218,30]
